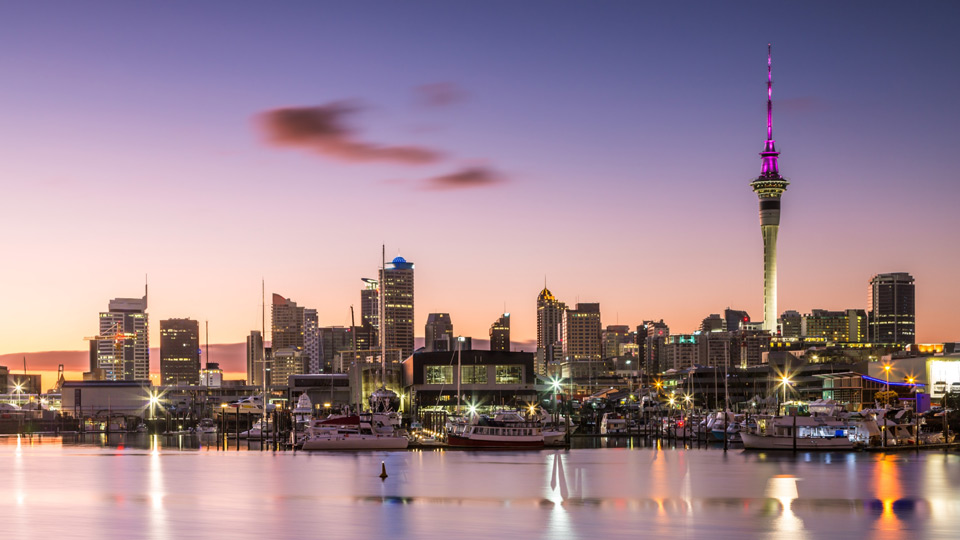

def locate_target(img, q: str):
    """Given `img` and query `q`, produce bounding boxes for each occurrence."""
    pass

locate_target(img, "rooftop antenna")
[767,43,773,141]
[144,274,149,308]
[205,320,209,367]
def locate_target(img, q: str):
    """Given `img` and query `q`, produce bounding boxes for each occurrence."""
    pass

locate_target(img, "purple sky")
[1,1,959,381]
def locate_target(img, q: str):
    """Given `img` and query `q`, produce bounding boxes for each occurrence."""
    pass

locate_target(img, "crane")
[85,322,137,379]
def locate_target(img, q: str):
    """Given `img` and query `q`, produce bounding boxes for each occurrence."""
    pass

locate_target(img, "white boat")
[301,415,408,450]
[239,419,273,439]
[741,416,856,450]
[292,393,313,428]
[220,395,276,416]
[196,418,217,434]
[600,413,628,435]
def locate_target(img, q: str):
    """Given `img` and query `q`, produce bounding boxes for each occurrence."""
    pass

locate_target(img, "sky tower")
[750,44,789,334]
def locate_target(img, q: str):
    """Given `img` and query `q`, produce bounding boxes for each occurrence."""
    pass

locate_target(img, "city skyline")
[3,2,960,386]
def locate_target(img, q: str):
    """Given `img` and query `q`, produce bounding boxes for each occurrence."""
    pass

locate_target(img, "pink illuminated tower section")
[750,44,789,333]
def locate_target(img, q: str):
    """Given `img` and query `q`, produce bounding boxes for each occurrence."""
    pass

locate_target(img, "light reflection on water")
[2,434,960,539]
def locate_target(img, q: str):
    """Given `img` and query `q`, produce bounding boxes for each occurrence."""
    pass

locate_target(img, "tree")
[875,390,899,407]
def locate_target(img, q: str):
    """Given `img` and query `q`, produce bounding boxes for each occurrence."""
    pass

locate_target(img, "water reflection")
[1,436,959,538]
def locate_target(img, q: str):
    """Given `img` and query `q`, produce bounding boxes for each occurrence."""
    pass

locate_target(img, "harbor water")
[3,434,960,539]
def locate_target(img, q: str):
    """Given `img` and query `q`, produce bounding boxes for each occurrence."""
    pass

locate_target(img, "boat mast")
[350,305,359,412]
[380,244,386,393]
[262,279,267,426]
[456,336,462,416]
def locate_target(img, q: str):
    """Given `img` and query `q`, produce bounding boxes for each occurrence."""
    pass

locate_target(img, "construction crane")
[84,322,136,379]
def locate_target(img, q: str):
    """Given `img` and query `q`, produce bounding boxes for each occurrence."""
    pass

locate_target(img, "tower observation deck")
[750,44,789,333]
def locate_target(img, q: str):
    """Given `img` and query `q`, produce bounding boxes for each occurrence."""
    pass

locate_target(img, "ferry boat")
[446,412,544,449]
[741,416,856,450]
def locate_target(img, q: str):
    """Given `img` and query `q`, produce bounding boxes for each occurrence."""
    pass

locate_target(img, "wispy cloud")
[415,82,467,107]
[257,102,443,164]
[422,166,503,190]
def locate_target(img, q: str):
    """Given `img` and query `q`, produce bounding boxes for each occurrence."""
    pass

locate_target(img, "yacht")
[741,416,856,450]
[301,414,408,451]
[599,413,628,435]
[195,418,217,434]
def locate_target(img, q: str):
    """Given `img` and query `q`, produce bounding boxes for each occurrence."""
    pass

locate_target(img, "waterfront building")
[535,287,567,376]
[159,318,200,385]
[561,303,602,362]
[199,362,223,388]
[271,294,304,351]
[380,255,415,359]
[868,272,916,344]
[424,313,454,352]
[749,45,790,333]
[304,309,320,374]
[401,350,536,414]
[246,331,264,387]
[489,313,510,352]
[779,310,802,340]
[96,292,149,381]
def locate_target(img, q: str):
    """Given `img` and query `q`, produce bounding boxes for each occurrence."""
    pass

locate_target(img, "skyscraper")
[490,313,511,352]
[304,308,320,373]
[271,293,304,351]
[749,44,790,333]
[868,272,916,344]
[361,278,380,330]
[246,330,264,386]
[536,287,566,375]
[561,303,602,362]
[97,292,149,381]
[380,255,415,359]
[159,318,200,385]
[424,313,454,352]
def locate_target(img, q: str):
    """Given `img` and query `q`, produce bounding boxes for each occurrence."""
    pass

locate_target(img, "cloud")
[416,82,467,107]
[257,103,443,164]
[422,166,504,190]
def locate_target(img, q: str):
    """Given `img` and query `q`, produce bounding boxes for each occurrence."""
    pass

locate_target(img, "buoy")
[380,461,388,479]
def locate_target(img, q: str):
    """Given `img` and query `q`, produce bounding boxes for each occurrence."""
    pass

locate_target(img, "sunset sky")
[2,2,959,387]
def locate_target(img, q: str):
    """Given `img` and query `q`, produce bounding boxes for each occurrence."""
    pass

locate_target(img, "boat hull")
[741,432,853,450]
[446,434,544,449]
[301,436,409,451]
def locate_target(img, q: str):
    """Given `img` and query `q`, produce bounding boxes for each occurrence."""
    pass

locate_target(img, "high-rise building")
[490,313,511,352]
[642,320,669,376]
[749,45,790,333]
[361,278,380,330]
[319,326,353,373]
[380,255,415,359]
[304,309,320,373]
[561,303,602,362]
[159,318,200,385]
[801,309,867,343]
[779,310,802,339]
[96,292,149,381]
[536,287,567,375]
[271,294,304,352]
[601,325,630,358]
[868,273,916,344]
[724,308,751,334]
[662,334,699,371]
[700,314,725,333]
[424,313,454,352]
[246,330,264,386]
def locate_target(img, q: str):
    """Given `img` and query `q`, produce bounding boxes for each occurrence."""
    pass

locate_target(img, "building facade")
[535,287,566,375]
[159,318,200,385]
[424,313,454,352]
[868,272,916,344]
[561,303,602,362]
[271,294,304,351]
[489,313,510,352]
[381,255,415,359]
[246,330,264,387]
[96,293,149,381]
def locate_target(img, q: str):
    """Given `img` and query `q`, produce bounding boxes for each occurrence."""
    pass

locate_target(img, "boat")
[219,395,275,416]
[195,418,217,434]
[239,419,273,439]
[446,412,545,449]
[301,414,408,450]
[292,393,313,429]
[600,412,628,435]
[741,416,856,450]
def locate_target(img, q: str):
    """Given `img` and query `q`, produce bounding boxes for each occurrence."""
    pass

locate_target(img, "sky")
[2,1,959,387]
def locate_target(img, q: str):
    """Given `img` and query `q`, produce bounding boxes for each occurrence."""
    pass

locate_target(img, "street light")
[14,382,23,407]
[883,364,893,409]
[780,376,792,411]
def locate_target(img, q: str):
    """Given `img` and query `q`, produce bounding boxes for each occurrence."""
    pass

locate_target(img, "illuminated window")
[425,365,453,384]
[495,365,522,384]
[461,365,488,384]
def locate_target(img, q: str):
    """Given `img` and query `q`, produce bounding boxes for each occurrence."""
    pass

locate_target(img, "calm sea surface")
[3,434,960,539]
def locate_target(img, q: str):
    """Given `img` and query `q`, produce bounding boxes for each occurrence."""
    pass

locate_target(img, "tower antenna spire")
[767,43,773,141]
